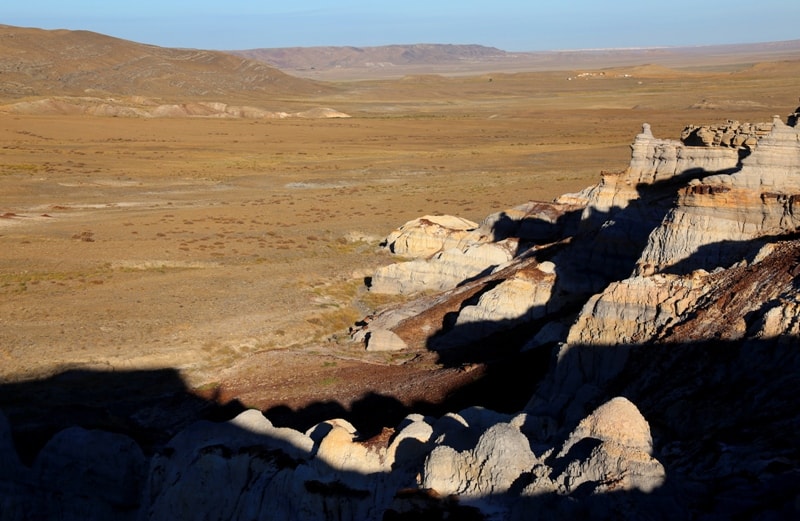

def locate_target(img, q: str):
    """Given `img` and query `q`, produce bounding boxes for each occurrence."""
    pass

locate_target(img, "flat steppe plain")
[2,59,799,428]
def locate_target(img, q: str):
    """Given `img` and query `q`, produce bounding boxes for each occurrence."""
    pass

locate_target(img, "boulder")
[385,415,433,470]
[140,412,315,521]
[314,422,385,474]
[557,397,653,456]
[450,265,555,331]
[422,422,538,498]
[517,398,665,500]
[381,215,480,258]
[364,328,408,352]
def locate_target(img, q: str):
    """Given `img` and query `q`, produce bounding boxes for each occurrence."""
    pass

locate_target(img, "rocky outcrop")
[636,116,800,275]
[558,122,743,294]
[3,110,800,520]
[680,119,772,148]
[370,202,583,296]
[369,239,518,295]
[380,215,481,257]
[351,111,800,517]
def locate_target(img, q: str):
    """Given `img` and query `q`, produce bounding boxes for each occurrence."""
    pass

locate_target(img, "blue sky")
[4,1,799,51]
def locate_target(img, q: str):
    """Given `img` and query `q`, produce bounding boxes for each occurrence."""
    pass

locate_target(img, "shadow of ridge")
[2,336,798,518]
[0,365,682,520]
[486,206,585,246]
[264,392,416,439]
[612,336,800,518]
[661,231,800,276]
[0,367,246,464]
[263,371,546,441]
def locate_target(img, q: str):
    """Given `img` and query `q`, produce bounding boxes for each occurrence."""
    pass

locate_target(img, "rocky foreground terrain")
[2,109,800,519]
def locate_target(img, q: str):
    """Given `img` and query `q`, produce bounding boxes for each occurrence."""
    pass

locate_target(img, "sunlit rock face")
[636,117,800,275]
[369,239,518,295]
[528,119,800,430]
[555,123,743,295]
[381,215,481,258]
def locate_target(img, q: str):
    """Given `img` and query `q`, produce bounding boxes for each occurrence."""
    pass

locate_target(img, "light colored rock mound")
[381,215,480,257]
[0,97,350,119]
[454,265,555,326]
[528,397,664,500]
[369,239,517,295]
[370,200,583,297]
[294,107,351,118]
[558,397,653,455]
[422,422,539,498]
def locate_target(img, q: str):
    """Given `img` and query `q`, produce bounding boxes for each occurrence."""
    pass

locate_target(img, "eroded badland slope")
[1,25,799,520]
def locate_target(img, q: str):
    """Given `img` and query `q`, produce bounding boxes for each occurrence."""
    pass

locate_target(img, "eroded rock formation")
[0,97,351,119]
[2,110,800,520]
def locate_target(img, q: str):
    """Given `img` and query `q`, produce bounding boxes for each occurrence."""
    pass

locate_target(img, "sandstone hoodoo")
[2,110,799,520]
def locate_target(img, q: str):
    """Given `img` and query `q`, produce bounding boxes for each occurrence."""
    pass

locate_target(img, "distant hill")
[0,25,332,100]
[234,43,507,69]
[232,40,800,80]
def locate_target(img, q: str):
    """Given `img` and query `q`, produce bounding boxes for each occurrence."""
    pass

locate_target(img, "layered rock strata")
[369,201,582,296]
[637,116,800,274]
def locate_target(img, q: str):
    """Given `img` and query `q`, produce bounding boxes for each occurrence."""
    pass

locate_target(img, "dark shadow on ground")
[0,368,246,464]
[2,335,798,519]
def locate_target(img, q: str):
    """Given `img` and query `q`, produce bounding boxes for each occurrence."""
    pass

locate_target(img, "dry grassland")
[2,58,799,411]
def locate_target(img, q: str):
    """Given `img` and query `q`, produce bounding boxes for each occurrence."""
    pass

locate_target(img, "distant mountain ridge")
[233,43,508,70]
[232,40,800,80]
